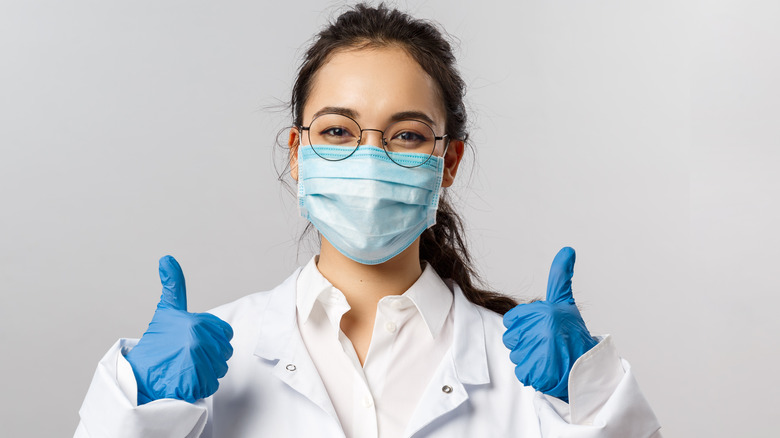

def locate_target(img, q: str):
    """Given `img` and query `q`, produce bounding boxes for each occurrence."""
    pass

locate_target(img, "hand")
[502,247,598,402]
[124,255,234,404]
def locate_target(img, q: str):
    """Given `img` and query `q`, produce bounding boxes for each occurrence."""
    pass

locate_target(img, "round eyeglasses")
[299,113,449,168]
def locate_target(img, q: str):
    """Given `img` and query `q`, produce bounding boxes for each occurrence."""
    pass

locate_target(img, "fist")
[124,255,234,404]
[502,247,598,402]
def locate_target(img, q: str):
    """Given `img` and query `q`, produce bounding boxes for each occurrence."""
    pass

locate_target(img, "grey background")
[1,1,777,436]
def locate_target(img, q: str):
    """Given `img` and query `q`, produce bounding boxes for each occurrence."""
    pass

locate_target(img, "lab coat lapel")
[405,283,490,437]
[252,268,341,428]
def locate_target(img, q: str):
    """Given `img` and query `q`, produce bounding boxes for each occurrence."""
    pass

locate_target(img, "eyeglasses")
[299,113,449,168]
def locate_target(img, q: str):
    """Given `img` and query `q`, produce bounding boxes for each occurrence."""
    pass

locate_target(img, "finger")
[508,318,556,355]
[158,255,187,311]
[513,366,531,387]
[200,332,233,362]
[221,340,234,362]
[190,352,220,401]
[505,310,550,358]
[502,300,545,328]
[503,304,524,329]
[545,247,576,304]
[198,342,230,380]
[197,312,234,341]
[502,303,550,349]
[509,333,546,366]
[503,326,520,350]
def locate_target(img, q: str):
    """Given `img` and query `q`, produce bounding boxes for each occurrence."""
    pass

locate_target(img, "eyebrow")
[311,106,438,127]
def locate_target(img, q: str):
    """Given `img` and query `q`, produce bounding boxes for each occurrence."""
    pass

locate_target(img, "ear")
[441,139,464,188]
[288,127,300,181]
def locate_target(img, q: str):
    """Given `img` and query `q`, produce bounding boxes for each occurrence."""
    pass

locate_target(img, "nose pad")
[359,130,385,149]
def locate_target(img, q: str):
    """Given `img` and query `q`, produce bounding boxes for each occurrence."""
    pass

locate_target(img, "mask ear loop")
[418,134,450,169]
[427,137,448,229]
[442,136,451,158]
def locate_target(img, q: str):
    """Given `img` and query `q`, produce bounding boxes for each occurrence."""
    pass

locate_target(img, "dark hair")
[287,2,517,315]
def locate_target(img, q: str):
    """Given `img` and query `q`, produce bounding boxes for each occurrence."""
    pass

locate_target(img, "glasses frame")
[299,112,450,168]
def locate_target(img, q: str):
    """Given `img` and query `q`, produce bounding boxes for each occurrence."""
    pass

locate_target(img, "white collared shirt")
[296,255,454,438]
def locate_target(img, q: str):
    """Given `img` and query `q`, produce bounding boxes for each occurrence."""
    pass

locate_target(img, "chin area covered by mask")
[297,144,444,265]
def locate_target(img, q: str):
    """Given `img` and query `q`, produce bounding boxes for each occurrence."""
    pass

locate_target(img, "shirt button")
[390,299,404,310]
[442,385,453,394]
[385,321,397,333]
[362,396,374,408]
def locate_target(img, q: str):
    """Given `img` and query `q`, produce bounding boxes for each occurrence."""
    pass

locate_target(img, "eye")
[392,130,427,143]
[321,127,351,137]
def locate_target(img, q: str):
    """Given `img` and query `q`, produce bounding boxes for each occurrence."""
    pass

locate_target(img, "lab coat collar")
[448,280,490,385]
[253,267,342,426]
[403,281,490,437]
[253,267,302,362]
[402,261,453,339]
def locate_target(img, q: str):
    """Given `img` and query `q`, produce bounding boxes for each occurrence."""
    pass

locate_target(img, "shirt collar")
[295,255,453,339]
[399,261,453,339]
[295,255,335,324]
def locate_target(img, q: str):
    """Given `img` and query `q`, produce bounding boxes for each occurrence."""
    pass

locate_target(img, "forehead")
[304,46,445,126]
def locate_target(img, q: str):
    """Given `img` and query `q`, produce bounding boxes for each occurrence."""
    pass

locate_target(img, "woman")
[75,4,661,437]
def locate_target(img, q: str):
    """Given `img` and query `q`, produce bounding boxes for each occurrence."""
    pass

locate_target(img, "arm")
[503,248,661,437]
[75,256,231,438]
[74,339,209,438]
[534,335,661,437]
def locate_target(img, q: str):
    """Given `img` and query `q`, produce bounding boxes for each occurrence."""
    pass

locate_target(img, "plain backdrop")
[1,1,778,436]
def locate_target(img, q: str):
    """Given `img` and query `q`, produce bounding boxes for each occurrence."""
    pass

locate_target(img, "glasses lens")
[384,120,436,167]
[307,114,361,160]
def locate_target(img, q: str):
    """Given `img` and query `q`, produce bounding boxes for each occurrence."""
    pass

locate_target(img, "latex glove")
[502,247,598,402]
[124,255,234,404]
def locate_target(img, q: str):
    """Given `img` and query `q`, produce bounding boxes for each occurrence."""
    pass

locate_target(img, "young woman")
[76,4,661,437]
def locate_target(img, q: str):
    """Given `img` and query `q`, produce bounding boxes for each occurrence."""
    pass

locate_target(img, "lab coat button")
[362,396,373,408]
[385,322,397,333]
[442,385,453,394]
[285,364,296,372]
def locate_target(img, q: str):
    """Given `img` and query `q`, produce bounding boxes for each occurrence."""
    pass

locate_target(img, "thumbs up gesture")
[124,256,234,404]
[502,247,598,402]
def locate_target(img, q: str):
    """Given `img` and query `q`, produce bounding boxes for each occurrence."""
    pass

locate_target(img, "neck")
[316,237,424,316]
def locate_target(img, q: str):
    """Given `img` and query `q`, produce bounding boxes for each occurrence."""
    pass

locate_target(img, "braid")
[421,193,518,314]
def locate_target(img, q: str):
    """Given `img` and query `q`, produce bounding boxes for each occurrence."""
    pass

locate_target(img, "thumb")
[545,247,576,304]
[157,255,187,311]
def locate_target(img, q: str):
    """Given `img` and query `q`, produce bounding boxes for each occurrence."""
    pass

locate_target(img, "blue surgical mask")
[297,144,444,265]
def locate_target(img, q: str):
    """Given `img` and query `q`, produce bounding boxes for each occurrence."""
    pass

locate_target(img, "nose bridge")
[359,128,385,147]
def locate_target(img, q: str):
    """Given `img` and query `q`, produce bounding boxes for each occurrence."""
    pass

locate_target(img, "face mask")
[297,144,444,265]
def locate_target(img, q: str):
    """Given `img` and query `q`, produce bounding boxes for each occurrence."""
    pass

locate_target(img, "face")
[288,45,464,186]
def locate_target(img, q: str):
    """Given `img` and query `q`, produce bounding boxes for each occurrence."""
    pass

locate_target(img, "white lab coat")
[75,267,662,438]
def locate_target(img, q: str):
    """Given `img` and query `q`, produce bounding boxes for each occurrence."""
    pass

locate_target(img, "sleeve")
[533,335,663,438]
[74,339,210,438]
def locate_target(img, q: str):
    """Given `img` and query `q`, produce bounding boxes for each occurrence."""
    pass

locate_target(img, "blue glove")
[502,247,598,402]
[124,255,234,404]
